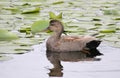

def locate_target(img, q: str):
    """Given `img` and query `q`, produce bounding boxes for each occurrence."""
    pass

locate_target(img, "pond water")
[0,41,120,78]
[0,0,120,78]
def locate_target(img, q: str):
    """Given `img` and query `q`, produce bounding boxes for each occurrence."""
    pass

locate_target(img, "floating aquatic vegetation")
[49,12,62,20]
[0,55,12,61]
[94,23,102,26]
[21,7,40,14]
[99,29,116,33]
[103,9,119,15]
[0,29,19,41]
[31,20,49,34]
[92,18,101,21]
[0,0,120,62]
[114,17,120,20]
[52,1,64,5]
[2,7,18,11]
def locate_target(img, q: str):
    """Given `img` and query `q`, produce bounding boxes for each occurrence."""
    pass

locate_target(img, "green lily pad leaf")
[95,34,105,38]
[14,48,32,54]
[52,1,64,5]
[103,9,119,15]
[94,23,102,26]
[116,27,120,30]
[99,29,116,33]
[0,55,13,61]
[0,29,19,41]
[22,3,31,6]
[114,18,120,20]
[0,45,32,54]
[21,7,40,14]
[49,12,62,20]
[2,7,18,11]
[92,18,101,21]
[31,20,49,34]
[19,27,31,34]
[107,23,115,26]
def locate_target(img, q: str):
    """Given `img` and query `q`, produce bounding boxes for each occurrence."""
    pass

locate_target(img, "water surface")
[0,42,120,78]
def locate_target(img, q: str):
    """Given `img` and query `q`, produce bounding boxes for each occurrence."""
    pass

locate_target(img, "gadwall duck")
[45,20,101,54]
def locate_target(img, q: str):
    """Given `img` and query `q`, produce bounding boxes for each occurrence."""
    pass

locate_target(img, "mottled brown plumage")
[46,20,101,54]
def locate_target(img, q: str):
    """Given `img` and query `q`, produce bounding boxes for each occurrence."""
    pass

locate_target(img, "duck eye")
[50,23,55,26]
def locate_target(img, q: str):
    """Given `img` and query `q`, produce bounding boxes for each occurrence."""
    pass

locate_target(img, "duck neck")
[52,31,62,40]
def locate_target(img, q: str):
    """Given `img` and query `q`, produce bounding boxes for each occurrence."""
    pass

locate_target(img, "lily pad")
[92,18,101,21]
[103,9,119,15]
[114,18,120,20]
[49,12,62,20]
[19,27,31,34]
[95,34,105,38]
[21,7,40,14]
[31,20,49,34]
[52,1,64,5]
[0,55,12,61]
[94,23,102,26]
[0,43,32,54]
[2,7,18,11]
[14,48,32,54]
[99,29,116,33]
[107,23,115,26]
[0,29,19,41]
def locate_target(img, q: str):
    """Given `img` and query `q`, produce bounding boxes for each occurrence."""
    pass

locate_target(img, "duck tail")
[86,49,103,58]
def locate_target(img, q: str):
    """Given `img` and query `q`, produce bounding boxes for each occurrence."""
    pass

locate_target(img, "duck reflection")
[46,49,103,77]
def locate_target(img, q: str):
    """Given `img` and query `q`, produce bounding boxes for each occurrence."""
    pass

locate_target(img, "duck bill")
[42,26,51,33]
[42,27,49,32]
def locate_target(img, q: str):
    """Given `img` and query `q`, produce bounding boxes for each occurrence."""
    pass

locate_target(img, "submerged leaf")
[21,7,40,14]
[0,29,19,41]
[31,20,49,34]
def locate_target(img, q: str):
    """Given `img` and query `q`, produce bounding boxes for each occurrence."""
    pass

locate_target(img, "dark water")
[0,41,120,78]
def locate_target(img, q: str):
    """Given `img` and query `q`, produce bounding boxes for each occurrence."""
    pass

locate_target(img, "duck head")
[45,20,64,34]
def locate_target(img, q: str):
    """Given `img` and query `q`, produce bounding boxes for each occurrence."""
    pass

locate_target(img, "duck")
[45,20,102,55]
